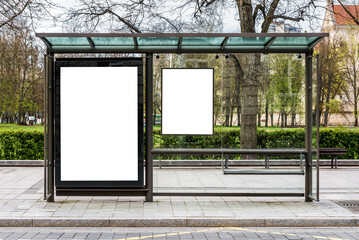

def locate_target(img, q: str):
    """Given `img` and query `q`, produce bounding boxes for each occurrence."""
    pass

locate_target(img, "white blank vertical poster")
[60,67,138,181]
[162,69,213,135]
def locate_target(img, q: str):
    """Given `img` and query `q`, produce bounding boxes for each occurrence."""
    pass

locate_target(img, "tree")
[66,0,224,33]
[317,37,346,126]
[342,31,359,126]
[0,25,43,124]
[67,0,318,158]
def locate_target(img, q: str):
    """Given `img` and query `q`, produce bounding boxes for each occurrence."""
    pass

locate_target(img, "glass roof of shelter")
[36,33,328,54]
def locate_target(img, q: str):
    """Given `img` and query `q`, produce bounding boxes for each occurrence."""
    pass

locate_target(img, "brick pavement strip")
[0,218,358,228]
[0,227,358,239]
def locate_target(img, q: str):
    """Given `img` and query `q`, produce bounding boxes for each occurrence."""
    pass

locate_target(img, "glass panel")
[267,46,308,51]
[181,37,225,46]
[138,46,178,50]
[46,37,90,46]
[138,37,178,46]
[153,53,306,195]
[152,53,223,159]
[224,46,263,50]
[91,37,134,45]
[266,54,305,139]
[52,46,92,50]
[226,37,270,46]
[272,37,318,46]
[180,46,221,50]
[92,46,137,50]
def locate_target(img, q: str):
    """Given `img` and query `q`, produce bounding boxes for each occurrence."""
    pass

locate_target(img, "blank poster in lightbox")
[162,69,213,135]
[60,67,138,181]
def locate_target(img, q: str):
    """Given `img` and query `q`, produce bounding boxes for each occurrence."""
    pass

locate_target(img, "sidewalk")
[0,167,358,227]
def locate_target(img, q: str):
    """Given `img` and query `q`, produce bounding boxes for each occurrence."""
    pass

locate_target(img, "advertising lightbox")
[55,59,143,188]
[162,68,214,135]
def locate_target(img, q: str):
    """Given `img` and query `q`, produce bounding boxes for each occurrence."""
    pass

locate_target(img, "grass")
[1,123,359,132]
[154,125,330,131]
[0,123,44,131]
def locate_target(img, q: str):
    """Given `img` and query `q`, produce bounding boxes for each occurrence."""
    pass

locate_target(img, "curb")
[0,218,358,227]
[0,160,43,167]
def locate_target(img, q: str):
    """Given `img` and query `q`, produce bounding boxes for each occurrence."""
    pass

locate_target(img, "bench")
[319,148,347,168]
[224,153,304,174]
[224,148,347,169]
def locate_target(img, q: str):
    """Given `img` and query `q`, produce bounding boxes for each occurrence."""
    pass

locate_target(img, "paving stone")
[0,167,359,228]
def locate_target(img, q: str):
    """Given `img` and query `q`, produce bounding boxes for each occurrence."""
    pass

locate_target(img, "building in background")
[268,21,301,33]
[321,0,359,126]
[322,0,359,38]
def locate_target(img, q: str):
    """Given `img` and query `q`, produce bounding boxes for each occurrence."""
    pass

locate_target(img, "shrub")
[0,130,44,160]
[154,128,359,160]
[1,127,358,160]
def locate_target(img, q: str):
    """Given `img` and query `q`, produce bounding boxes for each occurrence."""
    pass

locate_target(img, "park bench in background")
[319,148,347,169]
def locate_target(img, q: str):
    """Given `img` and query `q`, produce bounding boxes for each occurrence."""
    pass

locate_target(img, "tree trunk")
[323,74,332,127]
[236,0,257,160]
[324,107,329,127]
[224,73,231,126]
[237,107,241,126]
[277,112,281,126]
[225,105,230,126]
[236,78,241,127]
[257,112,261,126]
[291,112,296,126]
[230,107,234,126]
[355,101,358,127]
[240,82,258,159]
[265,101,269,127]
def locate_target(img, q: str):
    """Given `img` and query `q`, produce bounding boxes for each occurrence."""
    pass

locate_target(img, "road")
[0,227,359,240]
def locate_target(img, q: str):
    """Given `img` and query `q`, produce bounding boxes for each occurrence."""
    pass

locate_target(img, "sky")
[36,0,333,33]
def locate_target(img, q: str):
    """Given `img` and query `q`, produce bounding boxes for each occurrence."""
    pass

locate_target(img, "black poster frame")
[54,58,144,189]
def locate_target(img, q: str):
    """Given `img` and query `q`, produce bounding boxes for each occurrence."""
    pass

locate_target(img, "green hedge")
[153,128,359,159]
[0,130,44,160]
[1,128,358,160]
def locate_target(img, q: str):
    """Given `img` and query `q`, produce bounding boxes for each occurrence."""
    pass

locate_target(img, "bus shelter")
[36,32,328,202]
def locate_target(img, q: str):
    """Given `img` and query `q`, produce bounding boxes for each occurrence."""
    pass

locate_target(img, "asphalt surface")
[0,227,359,240]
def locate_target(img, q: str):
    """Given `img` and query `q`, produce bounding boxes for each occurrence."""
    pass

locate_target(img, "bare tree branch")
[253,4,266,23]
[273,15,304,22]
[102,9,142,33]
[0,0,32,28]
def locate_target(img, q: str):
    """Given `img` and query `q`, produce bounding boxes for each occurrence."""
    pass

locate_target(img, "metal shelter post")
[43,55,47,200]
[44,53,55,202]
[145,53,154,202]
[305,51,313,202]
[316,54,321,201]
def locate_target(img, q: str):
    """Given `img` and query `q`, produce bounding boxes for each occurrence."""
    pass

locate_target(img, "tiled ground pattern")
[0,167,358,219]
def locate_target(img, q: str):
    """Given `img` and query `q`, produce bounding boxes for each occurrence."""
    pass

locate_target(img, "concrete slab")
[0,167,358,227]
